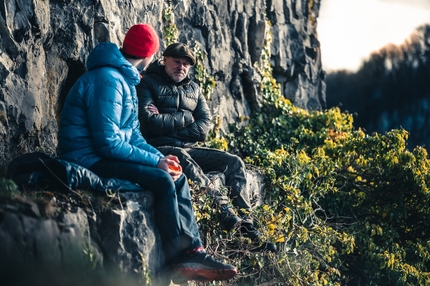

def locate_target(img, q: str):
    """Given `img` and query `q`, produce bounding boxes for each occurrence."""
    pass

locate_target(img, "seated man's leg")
[157,146,242,231]
[89,159,199,262]
[89,159,238,279]
[174,174,201,249]
[185,147,252,218]
[186,148,277,253]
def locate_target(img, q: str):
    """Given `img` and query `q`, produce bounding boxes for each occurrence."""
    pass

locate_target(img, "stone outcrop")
[0,169,265,285]
[0,190,167,285]
[0,0,324,168]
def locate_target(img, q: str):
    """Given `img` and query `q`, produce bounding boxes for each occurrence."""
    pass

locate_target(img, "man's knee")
[158,146,192,160]
[173,174,193,201]
[225,152,245,169]
[151,170,177,196]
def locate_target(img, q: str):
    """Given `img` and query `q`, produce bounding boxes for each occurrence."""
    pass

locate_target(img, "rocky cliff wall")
[0,190,167,285]
[0,0,324,170]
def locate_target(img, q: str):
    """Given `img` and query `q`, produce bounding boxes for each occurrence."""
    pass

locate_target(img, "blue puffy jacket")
[58,42,163,168]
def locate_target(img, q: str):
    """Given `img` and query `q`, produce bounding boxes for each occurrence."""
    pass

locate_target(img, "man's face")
[163,56,192,83]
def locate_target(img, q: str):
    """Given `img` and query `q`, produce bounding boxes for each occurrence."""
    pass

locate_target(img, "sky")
[318,0,430,72]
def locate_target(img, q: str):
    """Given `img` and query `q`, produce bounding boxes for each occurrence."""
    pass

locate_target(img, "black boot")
[208,188,242,232]
[240,223,277,253]
[220,205,242,232]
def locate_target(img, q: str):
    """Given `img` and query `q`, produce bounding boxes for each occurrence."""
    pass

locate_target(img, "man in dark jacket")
[57,26,236,283]
[137,42,276,252]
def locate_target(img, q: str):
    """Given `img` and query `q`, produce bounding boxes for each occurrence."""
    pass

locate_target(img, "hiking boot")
[160,264,189,285]
[210,190,241,232]
[174,247,237,282]
[240,223,277,253]
[220,205,242,232]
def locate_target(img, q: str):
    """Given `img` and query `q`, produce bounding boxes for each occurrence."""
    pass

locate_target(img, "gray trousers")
[157,146,253,223]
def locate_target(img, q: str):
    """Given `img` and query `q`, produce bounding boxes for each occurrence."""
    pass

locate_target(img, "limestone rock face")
[94,192,164,276]
[0,0,323,167]
[0,191,165,285]
[0,202,89,269]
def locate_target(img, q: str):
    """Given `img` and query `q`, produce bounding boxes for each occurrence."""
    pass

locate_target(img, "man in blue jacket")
[137,42,276,253]
[57,24,236,283]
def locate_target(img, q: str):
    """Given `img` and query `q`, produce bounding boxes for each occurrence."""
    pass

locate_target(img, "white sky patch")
[378,0,430,9]
[318,0,430,72]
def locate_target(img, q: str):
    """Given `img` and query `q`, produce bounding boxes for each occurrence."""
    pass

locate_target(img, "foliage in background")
[326,24,430,150]
[161,6,430,285]
[208,20,430,286]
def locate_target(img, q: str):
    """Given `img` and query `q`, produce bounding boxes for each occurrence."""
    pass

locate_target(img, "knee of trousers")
[160,146,193,161]
[224,153,246,169]
[150,171,177,198]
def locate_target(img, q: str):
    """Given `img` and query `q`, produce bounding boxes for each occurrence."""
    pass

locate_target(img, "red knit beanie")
[122,24,160,58]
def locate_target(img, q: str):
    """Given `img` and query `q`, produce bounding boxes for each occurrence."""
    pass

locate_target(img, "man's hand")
[157,155,182,181]
[148,104,159,115]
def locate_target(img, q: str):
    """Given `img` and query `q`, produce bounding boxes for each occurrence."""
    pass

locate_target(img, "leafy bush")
[199,23,430,286]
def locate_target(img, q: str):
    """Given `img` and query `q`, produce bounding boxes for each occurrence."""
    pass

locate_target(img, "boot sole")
[171,272,191,285]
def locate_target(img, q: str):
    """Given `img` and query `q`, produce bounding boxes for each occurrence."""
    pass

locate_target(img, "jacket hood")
[86,42,141,86]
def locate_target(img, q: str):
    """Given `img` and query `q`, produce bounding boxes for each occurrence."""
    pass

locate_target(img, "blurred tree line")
[326,24,430,150]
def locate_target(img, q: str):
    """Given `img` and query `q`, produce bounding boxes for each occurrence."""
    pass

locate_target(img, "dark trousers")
[156,146,252,223]
[89,159,202,264]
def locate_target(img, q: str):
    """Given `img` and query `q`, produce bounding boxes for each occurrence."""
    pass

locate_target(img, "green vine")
[162,2,178,46]
[191,41,216,101]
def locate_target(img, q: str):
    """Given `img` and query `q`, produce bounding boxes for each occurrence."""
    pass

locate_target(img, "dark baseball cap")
[163,43,196,66]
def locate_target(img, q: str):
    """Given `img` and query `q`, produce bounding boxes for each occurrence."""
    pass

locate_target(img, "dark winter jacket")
[57,42,163,169]
[136,60,211,148]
